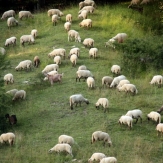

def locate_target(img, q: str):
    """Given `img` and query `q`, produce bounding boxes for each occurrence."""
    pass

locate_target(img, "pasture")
[0,2,163,163]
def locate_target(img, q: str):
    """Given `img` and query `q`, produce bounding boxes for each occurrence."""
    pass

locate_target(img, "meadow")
[0,2,163,163]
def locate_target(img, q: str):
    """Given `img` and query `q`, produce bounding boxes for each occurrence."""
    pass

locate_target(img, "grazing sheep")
[118,83,138,95]
[1,10,15,20]
[79,18,92,28]
[116,79,130,89]
[125,109,143,123]
[105,38,116,49]
[83,38,94,48]
[69,47,80,58]
[15,60,32,71]
[111,65,121,75]
[7,17,18,28]
[76,70,93,82]
[52,14,60,26]
[43,70,58,81]
[89,47,98,59]
[78,10,88,20]
[78,6,95,14]
[47,9,64,17]
[112,33,128,43]
[31,29,38,38]
[68,30,81,43]
[128,0,141,8]
[5,114,17,125]
[48,48,66,59]
[5,36,17,47]
[58,135,74,146]
[46,73,63,85]
[48,143,73,157]
[20,34,35,46]
[0,132,15,146]
[6,89,18,96]
[69,94,89,110]
[102,76,113,88]
[100,157,117,163]
[118,115,133,129]
[157,105,163,114]
[42,64,59,75]
[79,1,96,10]
[64,22,71,32]
[33,56,40,68]
[150,75,163,88]
[156,123,163,136]
[0,47,6,55]
[66,14,72,22]
[91,131,112,146]
[54,55,61,65]
[4,73,14,84]
[147,111,161,124]
[87,76,95,89]
[78,65,87,70]
[110,75,126,88]
[88,152,106,163]
[95,98,109,112]
[70,54,78,67]
[12,90,26,101]
[19,11,34,20]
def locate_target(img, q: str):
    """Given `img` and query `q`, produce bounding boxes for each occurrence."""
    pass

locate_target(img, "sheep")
[70,54,78,67]
[4,73,14,84]
[125,109,143,123]
[88,153,106,163]
[19,11,33,20]
[78,10,88,20]
[0,132,15,146]
[1,10,15,20]
[78,6,95,14]
[42,64,59,75]
[54,55,61,65]
[15,60,32,71]
[48,143,73,157]
[147,111,161,124]
[157,105,163,114]
[150,75,163,88]
[87,76,95,89]
[95,98,109,113]
[7,17,18,28]
[102,76,113,88]
[6,89,18,96]
[5,36,17,47]
[43,70,58,81]
[156,123,163,136]
[83,38,94,48]
[69,47,80,58]
[91,131,112,146]
[52,14,60,26]
[76,70,93,82]
[58,135,74,146]
[128,0,141,8]
[31,29,38,38]
[78,65,87,70]
[118,83,138,95]
[0,47,6,55]
[79,18,92,29]
[89,47,98,59]
[118,115,133,129]
[69,94,89,110]
[12,90,26,101]
[66,14,72,23]
[64,22,71,32]
[111,65,121,75]
[20,35,35,46]
[33,56,40,68]
[110,75,126,88]
[112,33,128,43]
[48,48,66,59]
[79,1,96,10]
[100,157,117,163]
[68,30,81,43]
[5,114,17,125]
[46,73,63,85]
[105,38,116,49]
[47,9,64,17]
[116,79,130,89]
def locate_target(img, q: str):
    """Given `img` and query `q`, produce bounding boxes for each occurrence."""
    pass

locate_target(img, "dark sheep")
[157,105,163,114]
[34,56,40,68]
[5,114,17,125]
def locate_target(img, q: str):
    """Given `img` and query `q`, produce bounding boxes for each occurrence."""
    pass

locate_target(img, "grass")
[0,3,163,163]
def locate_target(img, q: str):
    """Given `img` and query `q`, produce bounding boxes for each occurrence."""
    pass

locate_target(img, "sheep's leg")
[135,118,138,124]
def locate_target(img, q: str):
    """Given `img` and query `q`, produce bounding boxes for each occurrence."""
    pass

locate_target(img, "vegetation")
[0,3,163,163]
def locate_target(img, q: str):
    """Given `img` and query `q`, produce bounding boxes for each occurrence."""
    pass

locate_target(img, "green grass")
[0,3,163,163]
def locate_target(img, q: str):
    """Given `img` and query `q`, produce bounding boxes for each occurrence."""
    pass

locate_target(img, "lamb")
[20,35,35,46]
[157,105,163,114]
[118,83,138,95]
[48,143,73,157]
[4,73,14,84]
[147,111,161,124]
[48,48,66,59]
[102,76,113,88]
[89,47,98,59]
[95,98,109,112]
[78,10,88,20]
[68,30,81,43]
[88,153,106,163]
[110,75,126,88]
[116,79,130,89]
[47,9,64,17]
[76,70,93,82]
[19,11,34,20]
[5,36,17,47]
[91,131,112,146]
[15,60,32,71]
[112,33,128,43]
[58,135,74,146]
[83,38,94,48]
[7,17,18,28]
[33,56,40,68]
[43,70,58,81]
[12,90,26,101]
[6,89,18,96]
[52,14,60,26]
[79,1,96,10]
[149,75,163,88]
[100,157,117,163]
[5,114,17,125]
[78,65,87,70]
[156,123,163,136]
[79,18,92,28]
[69,94,89,110]
[54,55,61,65]
[87,76,95,89]
[0,132,15,146]
[78,6,95,14]
[42,64,59,75]
[1,10,15,20]
[111,65,121,75]
[69,47,80,58]
[66,14,72,23]
[0,47,6,55]
[31,29,38,38]
[64,22,71,32]
[46,73,63,85]
[125,109,143,123]
[118,115,133,129]
[105,38,116,49]
[70,54,78,67]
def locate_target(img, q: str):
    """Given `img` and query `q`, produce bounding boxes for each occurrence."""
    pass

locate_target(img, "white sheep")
[12,90,26,101]
[100,157,117,163]
[78,6,95,14]
[105,38,116,49]
[70,54,78,67]
[31,29,38,38]
[0,47,6,55]
[0,132,15,146]
[78,10,88,20]
[69,94,89,110]
[150,75,163,88]
[1,10,15,20]
[116,79,130,89]
[125,109,143,123]
[42,64,59,75]
[79,18,92,28]
[43,70,58,81]
[58,135,74,146]
[91,131,112,146]
[20,35,35,46]
[87,76,95,89]
[156,123,163,136]
[52,14,60,26]
[64,22,71,32]
[6,89,18,96]
[89,47,98,59]
[79,1,96,10]
[112,33,128,43]
[48,48,66,59]
[118,115,133,129]
[7,17,18,28]
[47,9,64,17]
[147,111,161,124]
[95,98,109,112]
[15,60,32,71]
[66,14,72,22]
[76,70,93,82]
[111,65,121,75]
[88,153,106,163]
[78,65,87,70]
[48,143,73,157]
[5,36,17,47]
[110,75,126,88]
[19,11,34,20]
[68,30,81,43]
[4,73,14,84]
[118,83,138,95]
[83,38,94,48]
[54,55,61,65]
[69,47,80,58]
[102,76,113,88]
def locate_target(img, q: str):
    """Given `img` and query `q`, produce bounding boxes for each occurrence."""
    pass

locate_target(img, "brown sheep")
[5,114,17,125]
[33,56,40,68]
[46,73,63,85]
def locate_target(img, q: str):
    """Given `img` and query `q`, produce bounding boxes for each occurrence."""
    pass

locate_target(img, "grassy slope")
[0,3,163,163]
